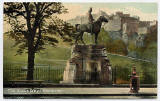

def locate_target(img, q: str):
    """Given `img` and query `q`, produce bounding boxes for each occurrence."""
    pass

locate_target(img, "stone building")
[104,14,121,31]
[104,11,156,36]
[103,11,157,47]
[138,21,151,34]
[136,34,146,47]
[60,45,112,85]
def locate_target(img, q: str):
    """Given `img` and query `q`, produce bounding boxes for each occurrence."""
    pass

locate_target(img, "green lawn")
[3,35,157,84]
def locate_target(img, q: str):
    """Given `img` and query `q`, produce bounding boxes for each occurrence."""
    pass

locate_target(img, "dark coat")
[88,8,94,23]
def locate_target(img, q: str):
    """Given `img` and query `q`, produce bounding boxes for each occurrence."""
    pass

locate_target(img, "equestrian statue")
[75,7,108,44]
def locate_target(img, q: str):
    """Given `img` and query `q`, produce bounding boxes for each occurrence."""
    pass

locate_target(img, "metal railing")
[4,63,157,84]
[112,66,157,84]
[4,63,65,83]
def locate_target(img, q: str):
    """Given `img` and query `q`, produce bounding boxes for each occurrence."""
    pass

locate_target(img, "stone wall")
[103,12,156,48]
[138,27,149,34]
[104,15,121,31]
[122,22,139,36]
[104,12,153,36]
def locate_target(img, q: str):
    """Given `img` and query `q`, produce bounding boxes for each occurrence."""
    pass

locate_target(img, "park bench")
[8,80,44,86]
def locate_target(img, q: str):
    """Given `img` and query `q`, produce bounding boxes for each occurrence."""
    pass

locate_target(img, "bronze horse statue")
[75,16,108,44]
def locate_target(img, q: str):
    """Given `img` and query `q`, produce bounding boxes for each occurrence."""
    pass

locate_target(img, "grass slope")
[4,34,157,84]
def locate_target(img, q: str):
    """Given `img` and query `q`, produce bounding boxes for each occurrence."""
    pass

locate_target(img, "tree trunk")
[27,37,35,80]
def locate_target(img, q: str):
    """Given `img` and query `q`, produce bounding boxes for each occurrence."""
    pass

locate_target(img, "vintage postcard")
[3,1,158,99]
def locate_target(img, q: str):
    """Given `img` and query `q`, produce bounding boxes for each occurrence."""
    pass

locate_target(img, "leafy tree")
[144,24,157,47]
[4,2,74,80]
[98,28,111,45]
[104,39,127,55]
[98,29,128,55]
[128,42,136,51]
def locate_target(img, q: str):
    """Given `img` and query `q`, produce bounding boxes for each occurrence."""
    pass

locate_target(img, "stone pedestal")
[60,62,76,84]
[60,45,112,85]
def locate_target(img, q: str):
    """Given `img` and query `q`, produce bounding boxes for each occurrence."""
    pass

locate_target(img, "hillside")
[4,34,156,68]
[4,34,157,84]
[3,35,71,65]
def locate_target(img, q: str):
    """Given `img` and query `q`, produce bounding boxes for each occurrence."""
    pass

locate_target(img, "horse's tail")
[75,24,80,31]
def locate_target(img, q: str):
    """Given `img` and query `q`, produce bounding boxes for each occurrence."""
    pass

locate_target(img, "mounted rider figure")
[74,7,108,44]
[88,7,94,24]
[87,7,94,42]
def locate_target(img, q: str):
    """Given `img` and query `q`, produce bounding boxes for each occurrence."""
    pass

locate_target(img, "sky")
[58,3,158,21]
[3,2,158,33]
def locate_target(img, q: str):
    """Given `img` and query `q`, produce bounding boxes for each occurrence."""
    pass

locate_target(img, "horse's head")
[98,16,108,23]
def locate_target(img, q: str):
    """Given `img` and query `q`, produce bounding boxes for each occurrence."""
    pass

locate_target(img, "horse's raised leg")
[95,33,98,44]
[75,32,81,44]
[80,32,85,45]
